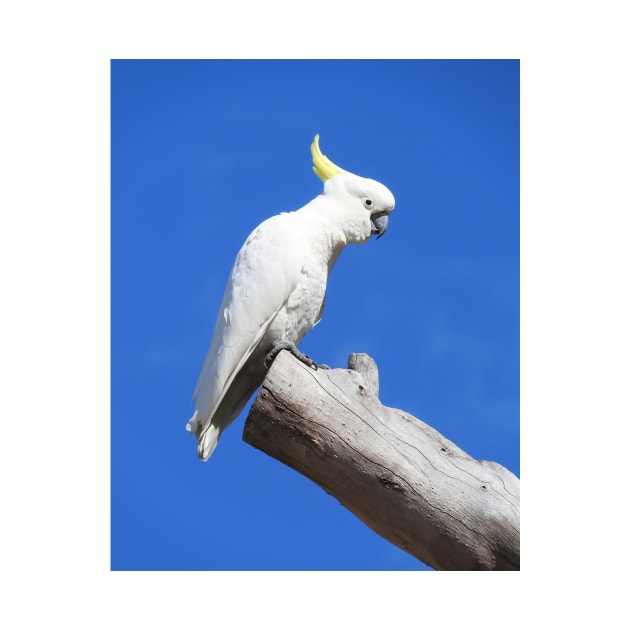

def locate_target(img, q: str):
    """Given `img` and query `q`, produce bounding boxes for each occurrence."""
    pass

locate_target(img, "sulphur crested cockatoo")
[187,134,395,461]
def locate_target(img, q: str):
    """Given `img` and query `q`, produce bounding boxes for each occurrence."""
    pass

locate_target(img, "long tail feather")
[198,424,221,461]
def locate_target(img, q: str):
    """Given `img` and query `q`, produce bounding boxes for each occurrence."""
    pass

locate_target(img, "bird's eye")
[364,198,372,207]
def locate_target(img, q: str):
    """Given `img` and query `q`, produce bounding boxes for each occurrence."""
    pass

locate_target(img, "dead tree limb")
[242,351,520,570]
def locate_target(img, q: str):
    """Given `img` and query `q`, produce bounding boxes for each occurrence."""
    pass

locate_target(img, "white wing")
[188,212,301,457]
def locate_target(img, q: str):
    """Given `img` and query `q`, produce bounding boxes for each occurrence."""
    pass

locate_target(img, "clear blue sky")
[111,59,519,571]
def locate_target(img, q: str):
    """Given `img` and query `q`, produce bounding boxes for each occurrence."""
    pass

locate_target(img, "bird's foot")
[264,340,328,370]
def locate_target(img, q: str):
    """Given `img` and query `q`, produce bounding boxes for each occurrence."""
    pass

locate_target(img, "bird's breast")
[269,260,329,346]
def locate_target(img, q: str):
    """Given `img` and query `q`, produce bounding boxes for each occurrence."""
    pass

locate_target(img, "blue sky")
[111,59,519,571]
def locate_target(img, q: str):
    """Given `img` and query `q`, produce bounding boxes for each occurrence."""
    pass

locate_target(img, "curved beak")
[371,212,389,239]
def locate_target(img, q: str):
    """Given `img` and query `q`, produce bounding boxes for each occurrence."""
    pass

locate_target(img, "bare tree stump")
[242,351,520,570]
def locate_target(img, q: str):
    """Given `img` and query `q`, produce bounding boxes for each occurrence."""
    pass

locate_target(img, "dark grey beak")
[371,212,389,239]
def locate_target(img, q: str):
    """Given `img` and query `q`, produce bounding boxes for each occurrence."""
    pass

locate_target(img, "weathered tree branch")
[242,351,520,570]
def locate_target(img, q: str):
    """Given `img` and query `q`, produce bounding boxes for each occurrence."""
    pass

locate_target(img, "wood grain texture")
[242,351,520,570]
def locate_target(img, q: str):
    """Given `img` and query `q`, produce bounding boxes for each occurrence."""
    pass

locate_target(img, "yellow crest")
[310,134,346,182]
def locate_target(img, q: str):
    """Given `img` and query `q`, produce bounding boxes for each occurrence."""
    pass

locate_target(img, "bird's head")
[310,134,395,243]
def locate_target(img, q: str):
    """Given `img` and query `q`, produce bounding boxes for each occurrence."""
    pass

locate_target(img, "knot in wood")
[378,474,403,491]
[347,353,379,397]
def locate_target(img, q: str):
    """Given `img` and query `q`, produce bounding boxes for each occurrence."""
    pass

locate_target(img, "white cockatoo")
[187,134,395,461]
